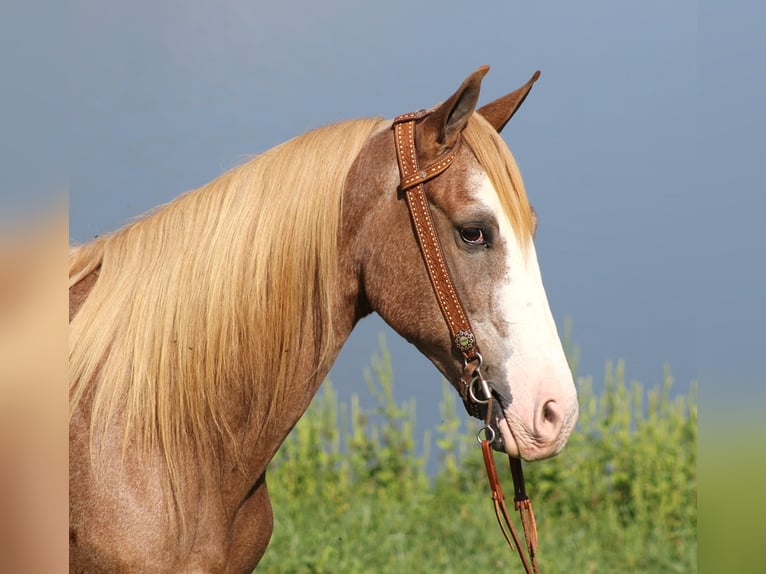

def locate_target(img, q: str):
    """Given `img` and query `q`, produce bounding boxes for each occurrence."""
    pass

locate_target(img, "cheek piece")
[392,111,539,574]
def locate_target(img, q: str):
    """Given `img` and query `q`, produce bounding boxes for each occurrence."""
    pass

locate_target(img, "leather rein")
[392,111,540,574]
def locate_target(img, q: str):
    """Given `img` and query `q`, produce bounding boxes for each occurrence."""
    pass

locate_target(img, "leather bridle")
[392,112,540,574]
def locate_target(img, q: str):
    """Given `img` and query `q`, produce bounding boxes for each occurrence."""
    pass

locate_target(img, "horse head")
[344,67,578,461]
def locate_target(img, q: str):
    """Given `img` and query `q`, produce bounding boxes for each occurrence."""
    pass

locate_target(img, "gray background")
[4,1,762,429]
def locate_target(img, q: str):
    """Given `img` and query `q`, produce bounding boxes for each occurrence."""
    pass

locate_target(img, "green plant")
[261,336,697,573]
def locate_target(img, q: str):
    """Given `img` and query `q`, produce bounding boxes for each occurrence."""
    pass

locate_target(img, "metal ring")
[463,352,483,371]
[477,425,496,444]
[468,374,492,404]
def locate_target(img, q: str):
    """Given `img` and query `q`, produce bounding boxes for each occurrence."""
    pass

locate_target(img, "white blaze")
[471,172,577,459]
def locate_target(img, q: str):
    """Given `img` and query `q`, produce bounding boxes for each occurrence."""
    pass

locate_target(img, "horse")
[69,66,578,573]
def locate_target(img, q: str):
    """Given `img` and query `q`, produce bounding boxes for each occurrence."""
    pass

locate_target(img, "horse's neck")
[230,287,362,489]
[236,151,385,478]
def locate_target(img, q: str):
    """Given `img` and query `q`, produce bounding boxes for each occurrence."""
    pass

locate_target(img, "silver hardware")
[455,330,476,353]
[463,351,483,371]
[477,425,496,444]
[468,373,492,404]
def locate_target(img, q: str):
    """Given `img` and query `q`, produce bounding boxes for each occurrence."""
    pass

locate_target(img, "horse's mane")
[69,117,387,496]
[463,113,535,247]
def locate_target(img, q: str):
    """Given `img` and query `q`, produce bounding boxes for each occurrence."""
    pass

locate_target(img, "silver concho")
[454,330,476,353]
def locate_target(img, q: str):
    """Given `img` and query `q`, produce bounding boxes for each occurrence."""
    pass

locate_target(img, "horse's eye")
[459,227,487,246]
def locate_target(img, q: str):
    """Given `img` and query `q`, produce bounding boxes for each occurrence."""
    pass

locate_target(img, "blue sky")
[5,1,761,421]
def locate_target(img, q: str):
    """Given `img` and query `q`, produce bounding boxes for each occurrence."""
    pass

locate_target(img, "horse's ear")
[420,66,489,151]
[477,70,541,133]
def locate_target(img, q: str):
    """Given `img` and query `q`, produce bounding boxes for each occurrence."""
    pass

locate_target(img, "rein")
[392,112,540,574]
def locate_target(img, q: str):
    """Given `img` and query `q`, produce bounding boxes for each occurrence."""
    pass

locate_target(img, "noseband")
[392,112,540,574]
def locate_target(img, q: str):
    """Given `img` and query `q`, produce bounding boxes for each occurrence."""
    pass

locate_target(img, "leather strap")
[482,439,540,574]
[510,455,539,554]
[392,113,485,418]
[510,456,539,570]
[392,113,479,365]
[392,112,540,572]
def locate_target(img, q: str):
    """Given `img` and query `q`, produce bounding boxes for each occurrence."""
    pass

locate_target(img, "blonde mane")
[464,113,535,245]
[69,118,386,495]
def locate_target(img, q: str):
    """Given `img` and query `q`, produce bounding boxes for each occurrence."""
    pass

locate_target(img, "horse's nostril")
[539,400,563,439]
[543,401,556,423]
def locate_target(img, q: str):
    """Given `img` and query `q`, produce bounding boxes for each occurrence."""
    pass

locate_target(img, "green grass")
[258,338,697,573]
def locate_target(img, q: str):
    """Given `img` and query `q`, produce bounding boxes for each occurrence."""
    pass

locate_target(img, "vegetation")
[258,336,697,573]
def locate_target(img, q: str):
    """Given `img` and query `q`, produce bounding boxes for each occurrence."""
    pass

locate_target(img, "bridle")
[392,111,541,574]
